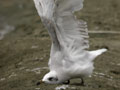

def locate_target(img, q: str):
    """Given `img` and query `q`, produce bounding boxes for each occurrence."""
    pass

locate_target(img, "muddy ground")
[0,0,120,90]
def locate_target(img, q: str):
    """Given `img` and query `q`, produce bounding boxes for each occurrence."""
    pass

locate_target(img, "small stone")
[36,82,41,86]
[0,78,6,81]
[35,88,40,90]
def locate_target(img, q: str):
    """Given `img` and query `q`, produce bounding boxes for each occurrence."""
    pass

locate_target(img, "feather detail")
[54,0,89,54]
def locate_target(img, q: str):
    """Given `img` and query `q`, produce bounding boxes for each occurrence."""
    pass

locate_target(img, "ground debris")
[110,70,120,75]
[26,67,48,74]
[55,85,69,90]
[55,85,76,90]
[35,88,40,90]
[93,72,113,79]
[8,72,17,78]
[0,78,6,81]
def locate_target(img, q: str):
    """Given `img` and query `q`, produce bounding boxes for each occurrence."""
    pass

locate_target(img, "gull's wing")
[33,0,89,70]
[53,0,89,54]
[33,0,60,51]
[33,0,62,70]
[48,0,90,70]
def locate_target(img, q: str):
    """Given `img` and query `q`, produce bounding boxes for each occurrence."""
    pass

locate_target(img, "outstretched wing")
[33,0,89,70]
[33,0,61,51]
[54,0,89,54]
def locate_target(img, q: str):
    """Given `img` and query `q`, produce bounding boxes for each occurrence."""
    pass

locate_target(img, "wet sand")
[0,0,120,90]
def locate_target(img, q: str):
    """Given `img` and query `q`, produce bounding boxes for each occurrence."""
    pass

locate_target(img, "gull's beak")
[40,80,44,84]
[36,80,44,85]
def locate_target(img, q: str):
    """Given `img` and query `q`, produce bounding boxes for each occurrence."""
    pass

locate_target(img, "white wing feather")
[53,0,89,56]
[33,0,61,50]
[33,0,89,70]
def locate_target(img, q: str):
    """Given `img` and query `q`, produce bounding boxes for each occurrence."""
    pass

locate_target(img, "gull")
[33,0,107,85]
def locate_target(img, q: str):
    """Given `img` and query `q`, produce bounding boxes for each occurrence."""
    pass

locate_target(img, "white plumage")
[33,0,107,84]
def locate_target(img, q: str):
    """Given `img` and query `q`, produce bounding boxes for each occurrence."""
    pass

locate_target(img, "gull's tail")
[89,48,107,61]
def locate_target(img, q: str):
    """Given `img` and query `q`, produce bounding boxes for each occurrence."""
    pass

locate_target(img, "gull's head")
[42,71,59,84]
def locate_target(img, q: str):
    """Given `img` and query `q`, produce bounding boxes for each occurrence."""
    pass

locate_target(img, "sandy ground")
[0,0,120,90]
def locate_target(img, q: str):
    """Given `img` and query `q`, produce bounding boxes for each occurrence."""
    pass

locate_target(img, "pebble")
[55,85,69,90]
[0,78,6,81]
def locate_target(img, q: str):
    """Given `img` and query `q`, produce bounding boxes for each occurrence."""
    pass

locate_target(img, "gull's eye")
[48,77,54,81]
[48,77,58,81]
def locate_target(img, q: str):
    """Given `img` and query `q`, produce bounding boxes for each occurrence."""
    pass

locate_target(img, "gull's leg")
[80,78,85,86]
[63,80,70,84]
